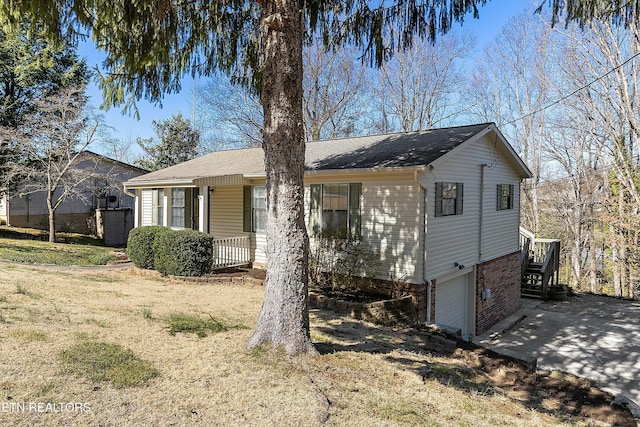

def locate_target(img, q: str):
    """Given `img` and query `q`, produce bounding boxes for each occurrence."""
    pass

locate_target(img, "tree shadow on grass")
[311,308,456,356]
[310,307,637,426]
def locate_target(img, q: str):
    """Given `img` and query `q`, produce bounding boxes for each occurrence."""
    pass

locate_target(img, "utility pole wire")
[504,50,640,126]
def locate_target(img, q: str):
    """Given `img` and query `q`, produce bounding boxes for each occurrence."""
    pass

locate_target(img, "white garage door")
[435,273,470,335]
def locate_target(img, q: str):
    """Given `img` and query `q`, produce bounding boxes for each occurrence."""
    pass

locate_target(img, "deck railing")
[212,236,251,269]
[519,227,561,264]
[539,240,561,295]
[519,227,562,297]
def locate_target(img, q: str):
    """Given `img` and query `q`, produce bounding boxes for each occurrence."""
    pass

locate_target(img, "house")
[123,123,532,336]
[1,151,147,243]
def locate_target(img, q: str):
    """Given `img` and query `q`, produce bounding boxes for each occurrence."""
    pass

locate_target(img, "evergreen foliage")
[135,113,200,171]
[0,22,88,194]
[153,229,213,277]
[126,226,168,270]
[0,1,488,103]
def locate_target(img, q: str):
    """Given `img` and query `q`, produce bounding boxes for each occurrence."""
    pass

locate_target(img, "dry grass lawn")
[0,263,629,426]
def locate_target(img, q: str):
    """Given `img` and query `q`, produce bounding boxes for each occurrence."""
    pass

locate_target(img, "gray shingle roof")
[305,123,491,171]
[126,123,510,184]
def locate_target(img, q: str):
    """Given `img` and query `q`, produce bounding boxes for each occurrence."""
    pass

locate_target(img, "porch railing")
[212,236,251,270]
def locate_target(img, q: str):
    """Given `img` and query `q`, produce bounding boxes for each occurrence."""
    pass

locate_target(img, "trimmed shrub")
[309,232,382,290]
[153,229,213,277]
[127,226,169,269]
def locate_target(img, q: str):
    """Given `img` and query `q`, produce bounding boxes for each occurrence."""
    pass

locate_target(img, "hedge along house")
[123,123,532,336]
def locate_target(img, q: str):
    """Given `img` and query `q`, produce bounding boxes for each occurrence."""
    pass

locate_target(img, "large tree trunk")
[248,0,315,355]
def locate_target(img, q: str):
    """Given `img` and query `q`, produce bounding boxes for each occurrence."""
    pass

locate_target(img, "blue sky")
[81,0,532,152]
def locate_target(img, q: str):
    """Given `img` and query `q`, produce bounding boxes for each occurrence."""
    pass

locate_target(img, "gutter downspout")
[479,164,488,264]
[415,169,431,323]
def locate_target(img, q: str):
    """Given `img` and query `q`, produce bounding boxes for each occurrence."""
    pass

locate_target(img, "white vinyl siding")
[482,169,521,257]
[210,185,244,238]
[141,189,153,226]
[306,176,421,283]
[423,133,522,280]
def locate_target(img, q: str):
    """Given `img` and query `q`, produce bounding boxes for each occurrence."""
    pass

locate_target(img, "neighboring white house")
[1,151,147,239]
[123,123,532,335]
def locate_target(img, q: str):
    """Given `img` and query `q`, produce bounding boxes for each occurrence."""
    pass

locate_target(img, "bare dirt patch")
[0,264,634,426]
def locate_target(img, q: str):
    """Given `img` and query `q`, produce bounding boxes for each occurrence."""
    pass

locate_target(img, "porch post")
[199,186,208,233]
[133,195,139,228]
[162,192,168,227]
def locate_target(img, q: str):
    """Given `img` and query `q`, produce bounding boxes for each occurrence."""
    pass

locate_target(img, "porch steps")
[521,262,544,299]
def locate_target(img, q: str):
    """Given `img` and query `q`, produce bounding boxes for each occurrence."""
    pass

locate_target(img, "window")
[309,183,361,237]
[252,186,266,232]
[435,182,463,217]
[497,184,514,210]
[171,188,185,228]
[243,185,266,232]
[153,189,164,226]
[322,184,348,235]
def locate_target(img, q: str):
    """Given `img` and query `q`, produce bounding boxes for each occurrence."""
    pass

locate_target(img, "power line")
[504,50,640,126]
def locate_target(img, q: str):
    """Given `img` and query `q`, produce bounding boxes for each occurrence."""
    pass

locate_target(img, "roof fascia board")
[123,179,197,189]
[491,125,533,178]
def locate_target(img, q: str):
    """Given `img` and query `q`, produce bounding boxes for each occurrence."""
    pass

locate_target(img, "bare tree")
[374,33,474,133]
[194,76,263,152]
[303,42,369,140]
[555,20,640,298]
[0,86,101,242]
[194,44,371,150]
[467,11,555,236]
[540,119,605,292]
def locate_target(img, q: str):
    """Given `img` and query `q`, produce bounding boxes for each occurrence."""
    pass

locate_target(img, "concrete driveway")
[477,293,640,419]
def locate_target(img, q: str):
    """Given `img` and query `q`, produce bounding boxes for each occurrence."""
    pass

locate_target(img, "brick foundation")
[475,251,521,335]
[429,279,437,323]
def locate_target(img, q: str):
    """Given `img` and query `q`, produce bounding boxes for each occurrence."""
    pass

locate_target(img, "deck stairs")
[519,228,561,299]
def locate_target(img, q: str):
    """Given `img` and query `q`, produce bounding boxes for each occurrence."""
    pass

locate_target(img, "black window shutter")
[435,182,443,217]
[456,183,464,215]
[243,186,252,232]
[309,184,321,235]
[510,184,514,209]
[497,184,502,210]
[185,188,193,229]
[349,183,362,238]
